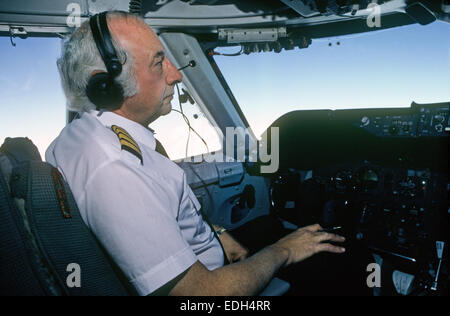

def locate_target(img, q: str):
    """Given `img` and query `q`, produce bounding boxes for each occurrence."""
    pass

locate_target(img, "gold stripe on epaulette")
[111,125,143,164]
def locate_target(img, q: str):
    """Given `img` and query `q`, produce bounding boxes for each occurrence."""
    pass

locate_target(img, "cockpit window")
[0,36,221,161]
[213,22,450,139]
[0,37,66,158]
[150,85,223,160]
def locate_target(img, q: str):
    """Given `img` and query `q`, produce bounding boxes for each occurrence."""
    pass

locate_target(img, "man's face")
[110,17,183,125]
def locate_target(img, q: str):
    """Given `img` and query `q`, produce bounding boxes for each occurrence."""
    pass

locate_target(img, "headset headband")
[90,12,122,77]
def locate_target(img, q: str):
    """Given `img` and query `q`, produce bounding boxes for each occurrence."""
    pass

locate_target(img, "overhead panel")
[218,27,287,44]
[0,0,88,25]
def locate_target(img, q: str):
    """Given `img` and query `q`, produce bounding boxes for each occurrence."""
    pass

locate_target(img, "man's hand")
[168,223,345,296]
[272,223,346,267]
[215,228,249,263]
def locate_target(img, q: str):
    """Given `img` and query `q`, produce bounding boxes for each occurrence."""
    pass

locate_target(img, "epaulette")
[111,125,143,165]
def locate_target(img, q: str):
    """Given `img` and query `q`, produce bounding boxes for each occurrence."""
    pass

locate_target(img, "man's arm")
[168,224,345,296]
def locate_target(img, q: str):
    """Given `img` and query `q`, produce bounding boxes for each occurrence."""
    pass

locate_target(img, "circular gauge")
[354,167,380,191]
[333,170,352,192]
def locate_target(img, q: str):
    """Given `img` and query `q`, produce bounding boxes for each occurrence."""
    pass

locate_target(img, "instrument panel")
[310,163,447,257]
[268,101,449,295]
[343,102,450,138]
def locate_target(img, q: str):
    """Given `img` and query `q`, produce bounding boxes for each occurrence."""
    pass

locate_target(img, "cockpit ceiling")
[0,0,448,38]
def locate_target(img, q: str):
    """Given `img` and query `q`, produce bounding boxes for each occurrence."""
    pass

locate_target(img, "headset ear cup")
[86,72,124,110]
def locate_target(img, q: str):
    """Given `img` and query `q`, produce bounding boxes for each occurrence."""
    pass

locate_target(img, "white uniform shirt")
[46,110,224,295]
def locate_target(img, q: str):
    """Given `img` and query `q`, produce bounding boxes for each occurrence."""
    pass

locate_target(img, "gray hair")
[58,11,142,112]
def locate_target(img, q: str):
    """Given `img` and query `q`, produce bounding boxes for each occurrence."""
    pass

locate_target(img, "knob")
[360,116,370,127]
[434,115,445,123]
[389,125,399,135]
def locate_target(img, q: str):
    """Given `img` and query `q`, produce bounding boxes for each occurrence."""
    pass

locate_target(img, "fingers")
[316,243,346,254]
[316,232,345,243]
[306,223,323,232]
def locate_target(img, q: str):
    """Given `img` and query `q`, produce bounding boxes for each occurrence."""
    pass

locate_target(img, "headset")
[86,12,124,110]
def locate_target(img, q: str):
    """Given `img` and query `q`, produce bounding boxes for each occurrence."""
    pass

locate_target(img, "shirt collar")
[89,110,156,151]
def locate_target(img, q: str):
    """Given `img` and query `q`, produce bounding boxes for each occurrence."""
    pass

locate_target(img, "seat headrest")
[0,137,42,165]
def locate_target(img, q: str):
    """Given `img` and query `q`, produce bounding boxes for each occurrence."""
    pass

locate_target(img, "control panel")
[346,102,449,138]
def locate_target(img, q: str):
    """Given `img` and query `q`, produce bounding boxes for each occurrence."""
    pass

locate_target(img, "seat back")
[0,137,129,296]
[0,152,48,295]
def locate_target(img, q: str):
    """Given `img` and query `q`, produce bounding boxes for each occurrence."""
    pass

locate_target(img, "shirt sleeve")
[82,158,197,296]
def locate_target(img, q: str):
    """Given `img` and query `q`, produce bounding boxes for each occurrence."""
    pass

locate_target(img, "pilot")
[46,11,346,296]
